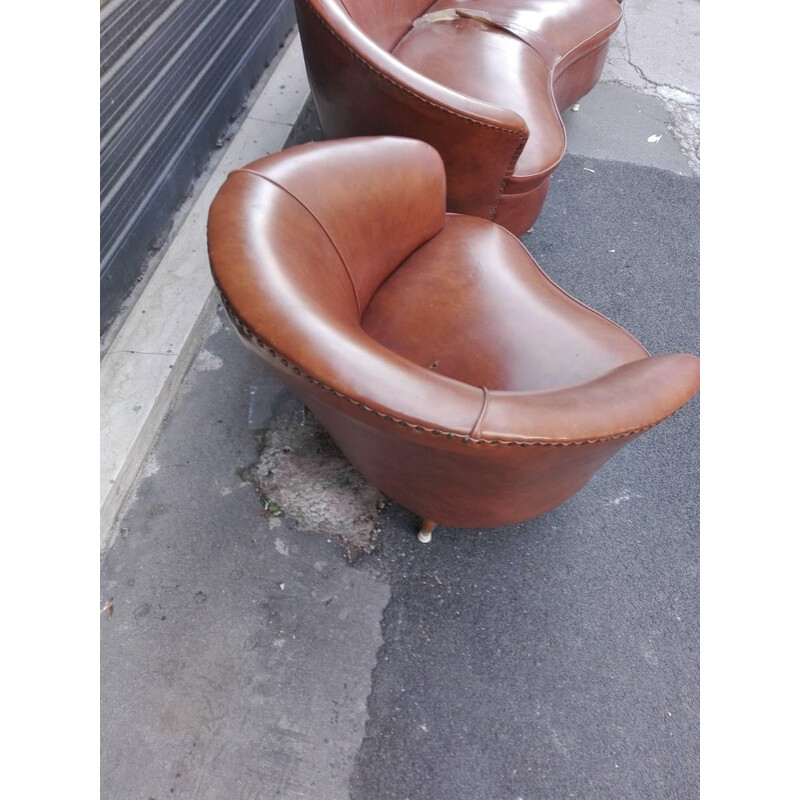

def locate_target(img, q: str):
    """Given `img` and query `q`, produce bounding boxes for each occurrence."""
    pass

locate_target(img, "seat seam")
[451,9,562,64]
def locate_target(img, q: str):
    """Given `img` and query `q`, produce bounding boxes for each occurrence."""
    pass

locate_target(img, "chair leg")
[417,519,437,544]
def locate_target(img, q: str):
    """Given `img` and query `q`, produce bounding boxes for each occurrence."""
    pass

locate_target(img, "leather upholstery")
[294,0,622,234]
[207,137,700,530]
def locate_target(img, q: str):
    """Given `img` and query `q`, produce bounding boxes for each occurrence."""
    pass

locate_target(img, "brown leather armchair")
[293,0,623,235]
[207,137,699,543]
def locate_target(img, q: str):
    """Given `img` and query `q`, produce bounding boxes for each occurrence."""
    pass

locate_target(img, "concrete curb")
[100,31,310,551]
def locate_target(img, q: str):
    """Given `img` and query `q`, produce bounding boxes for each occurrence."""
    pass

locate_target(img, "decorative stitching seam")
[470,386,490,438]
[303,0,525,220]
[489,137,527,220]
[214,287,658,448]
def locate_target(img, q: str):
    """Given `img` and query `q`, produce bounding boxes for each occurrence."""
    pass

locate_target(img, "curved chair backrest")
[208,137,486,436]
[294,0,529,222]
[294,0,624,235]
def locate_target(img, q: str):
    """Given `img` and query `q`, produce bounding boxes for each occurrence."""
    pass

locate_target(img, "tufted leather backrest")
[337,0,434,49]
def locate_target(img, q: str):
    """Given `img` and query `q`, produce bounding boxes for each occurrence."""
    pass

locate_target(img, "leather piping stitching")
[490,138,527,221]
[215,287,660,448]
[469,386,491,439]
[233,168,362,316]
[303,0,525,221]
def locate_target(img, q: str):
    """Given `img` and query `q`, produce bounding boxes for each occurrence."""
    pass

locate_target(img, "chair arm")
[225,278,698,448]
[477,354,700,444]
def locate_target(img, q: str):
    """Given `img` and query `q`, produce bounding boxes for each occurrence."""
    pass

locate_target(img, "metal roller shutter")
[100,0,295,330]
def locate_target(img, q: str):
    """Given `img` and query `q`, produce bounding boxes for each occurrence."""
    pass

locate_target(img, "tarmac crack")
[600,77,700,172]
[610,15,700,173]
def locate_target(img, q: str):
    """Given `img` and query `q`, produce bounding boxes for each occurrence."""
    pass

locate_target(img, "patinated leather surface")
[207,137,700,529]
[362,214,648,392]
[293,0,622,233]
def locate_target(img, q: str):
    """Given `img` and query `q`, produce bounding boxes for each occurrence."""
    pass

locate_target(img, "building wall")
[100,0,295,330]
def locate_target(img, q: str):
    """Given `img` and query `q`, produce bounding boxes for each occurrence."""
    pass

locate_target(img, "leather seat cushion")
[361,215,648,393]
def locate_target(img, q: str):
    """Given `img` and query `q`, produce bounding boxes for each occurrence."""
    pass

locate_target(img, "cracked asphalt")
[100,2,700,797]
[602,0,699,171]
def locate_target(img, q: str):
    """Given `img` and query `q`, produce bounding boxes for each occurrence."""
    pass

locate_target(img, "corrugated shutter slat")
[100,0,295,330]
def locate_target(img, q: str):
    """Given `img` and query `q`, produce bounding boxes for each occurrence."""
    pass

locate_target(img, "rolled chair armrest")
[228,294,698,448]
[478,354,701,444]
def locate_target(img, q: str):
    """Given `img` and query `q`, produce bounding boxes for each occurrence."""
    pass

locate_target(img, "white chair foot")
[417,519,436,544]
